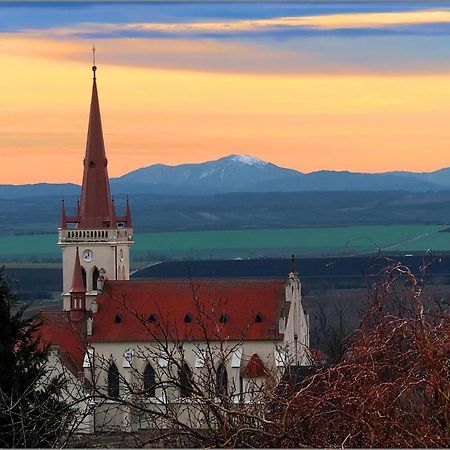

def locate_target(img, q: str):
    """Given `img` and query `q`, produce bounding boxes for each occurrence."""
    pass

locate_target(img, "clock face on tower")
[83,249,94,262]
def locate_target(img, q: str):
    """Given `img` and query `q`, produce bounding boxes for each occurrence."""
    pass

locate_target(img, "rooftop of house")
[37,310,86,376]
[91,278,288,342]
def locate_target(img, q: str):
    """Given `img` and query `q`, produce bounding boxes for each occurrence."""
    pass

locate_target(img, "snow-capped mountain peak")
[115,153,294,192]
[229,154,268,167]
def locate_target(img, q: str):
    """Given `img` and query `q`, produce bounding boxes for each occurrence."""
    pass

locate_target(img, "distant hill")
[114,154,299,193]
[112,154,443,194]
[1,154,450,198]
[0,183,79,199]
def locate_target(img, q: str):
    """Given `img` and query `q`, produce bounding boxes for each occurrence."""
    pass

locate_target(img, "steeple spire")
[78,58,115,228]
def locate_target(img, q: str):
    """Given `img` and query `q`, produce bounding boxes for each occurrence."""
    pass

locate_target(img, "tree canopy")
[0,266,75,448]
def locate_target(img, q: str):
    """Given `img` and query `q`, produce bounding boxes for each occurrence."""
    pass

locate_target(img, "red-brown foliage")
[281,263,450,448]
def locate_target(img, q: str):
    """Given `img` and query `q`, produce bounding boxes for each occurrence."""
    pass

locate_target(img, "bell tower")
[58,59,133,311]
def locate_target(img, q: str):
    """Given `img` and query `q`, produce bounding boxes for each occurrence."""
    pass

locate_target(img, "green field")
[1,224,450,262]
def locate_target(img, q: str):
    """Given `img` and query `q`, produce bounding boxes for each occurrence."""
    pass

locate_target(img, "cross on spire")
[92,45,97,79]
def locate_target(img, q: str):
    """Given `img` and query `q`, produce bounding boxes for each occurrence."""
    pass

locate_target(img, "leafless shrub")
[277,263,450,448]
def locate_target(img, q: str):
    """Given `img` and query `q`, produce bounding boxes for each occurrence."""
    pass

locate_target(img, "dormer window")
[219,313,228,324]
[184,313,192,323]
[89,160,96,168]
[148,314,157,323]
[114,314,123,324]
[255,313,263,323]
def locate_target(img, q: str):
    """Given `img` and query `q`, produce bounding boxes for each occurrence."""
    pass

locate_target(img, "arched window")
[81,267,86,290]
[216,362,228,397]
[143,364,156,397]
[107,364,119,398]
[92,267,99,290]
[179,362,193,398]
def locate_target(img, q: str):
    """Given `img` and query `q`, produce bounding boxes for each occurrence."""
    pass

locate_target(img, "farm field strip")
[0,225,449,261]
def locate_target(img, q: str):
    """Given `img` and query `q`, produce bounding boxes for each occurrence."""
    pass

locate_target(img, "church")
[39,63,311,433]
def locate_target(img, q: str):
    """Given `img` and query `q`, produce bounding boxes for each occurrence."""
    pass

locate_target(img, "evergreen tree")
[0,267,75,448]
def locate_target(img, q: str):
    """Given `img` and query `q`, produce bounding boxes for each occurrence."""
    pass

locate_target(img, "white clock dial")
[83,249,94,262]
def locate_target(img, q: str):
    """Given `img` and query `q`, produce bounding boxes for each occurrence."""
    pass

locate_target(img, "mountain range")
[2,154,450,198]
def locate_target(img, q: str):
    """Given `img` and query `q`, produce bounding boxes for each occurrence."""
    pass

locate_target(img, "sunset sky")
[3,1,450,184]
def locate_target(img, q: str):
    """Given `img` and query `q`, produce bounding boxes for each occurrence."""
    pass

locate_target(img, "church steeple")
[78,63,114,229]
[59,55,134,312]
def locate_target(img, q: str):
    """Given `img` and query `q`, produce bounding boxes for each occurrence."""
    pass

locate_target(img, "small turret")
[60,199,67,229]
[290,254,297,275]
[70,247,86,322]
[125,197,132,228]
[110,198,117,228]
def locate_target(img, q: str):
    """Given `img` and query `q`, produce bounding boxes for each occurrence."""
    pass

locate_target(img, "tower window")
[81,267,86,290]
[92,268,99,290]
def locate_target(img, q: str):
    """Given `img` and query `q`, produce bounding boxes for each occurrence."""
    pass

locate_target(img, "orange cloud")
[2,36,450,184]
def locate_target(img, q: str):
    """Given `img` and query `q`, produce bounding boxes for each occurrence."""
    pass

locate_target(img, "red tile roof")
[91,279,286,342]
[36,311,86,376]
[242,353,268,378]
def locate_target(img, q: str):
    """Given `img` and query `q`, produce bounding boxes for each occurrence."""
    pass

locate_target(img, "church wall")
[89,339,283,394]
[87,339,289,431]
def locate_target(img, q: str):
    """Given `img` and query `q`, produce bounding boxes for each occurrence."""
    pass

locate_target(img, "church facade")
[40,64,311,433]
